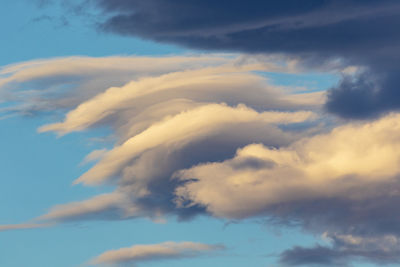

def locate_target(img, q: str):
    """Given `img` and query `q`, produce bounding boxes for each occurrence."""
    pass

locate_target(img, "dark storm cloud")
[266,179,400,236]
[279,245,348,266]
[88,0,400,118]
[325,67,400,118]
[267,178,400,266]
[280,241,400,266]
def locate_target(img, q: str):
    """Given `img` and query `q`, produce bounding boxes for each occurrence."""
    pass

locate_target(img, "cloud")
[0,54,315,118]
[0,223,51,231]
[91,0,399,55]
[175,113,400,218]
[32,104,314,224]
[279,245,348,266]
[81,149,108,165]
[83,0,400,118]
[5,54,386,265]
[2,2,400,265]
[0,55,229,114]
[89,241,224,266]
[37,65,315,135]
[5,55,400,265]
[173,112,400,264]
[325,69,400,119]
[74,104,314,185]
[38,193,140,222]
[279,234,400,266]
[0,55,320,226]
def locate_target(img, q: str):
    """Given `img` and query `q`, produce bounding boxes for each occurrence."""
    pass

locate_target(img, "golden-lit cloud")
[175,112,400,218]
[0,55,326,226]
[37,66,314,135]
[0,54,321,118]
[75,104,314,185]
[89,241,225,266]
[0,54,322,225]
[38,193,138,222]
[3,53,400,265]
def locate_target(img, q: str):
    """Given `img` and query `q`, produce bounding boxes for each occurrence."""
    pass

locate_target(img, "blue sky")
[0,0,181,65]
[1,1,400,267]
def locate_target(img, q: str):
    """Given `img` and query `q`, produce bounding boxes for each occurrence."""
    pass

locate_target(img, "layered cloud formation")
[1,54,319,221]
[84,0,400,119]
[2,54,400,266]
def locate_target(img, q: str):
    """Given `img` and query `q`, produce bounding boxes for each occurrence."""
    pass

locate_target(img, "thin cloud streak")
[89,241,225,266]
[0,223,53,231]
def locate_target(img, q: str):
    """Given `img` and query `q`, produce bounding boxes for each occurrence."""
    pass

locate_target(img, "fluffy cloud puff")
[176,113,400,218]
[175,112,400,265]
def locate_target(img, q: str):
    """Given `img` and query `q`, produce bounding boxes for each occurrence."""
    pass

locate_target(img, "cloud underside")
[90,241,224,266]
[89,0,400,119]
[2,55,400,266]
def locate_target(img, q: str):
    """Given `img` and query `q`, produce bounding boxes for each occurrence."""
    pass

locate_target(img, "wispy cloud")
[0,223,52,232]
[89,241,225,266]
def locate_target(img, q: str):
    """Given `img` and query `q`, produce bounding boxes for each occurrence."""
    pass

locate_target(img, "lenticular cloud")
[5,54,400,265]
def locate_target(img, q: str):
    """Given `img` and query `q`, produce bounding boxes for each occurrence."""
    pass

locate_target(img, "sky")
[1,1,400,267]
